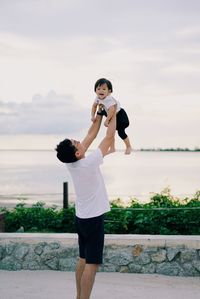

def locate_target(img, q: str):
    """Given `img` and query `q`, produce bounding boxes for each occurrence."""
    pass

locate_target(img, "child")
[91,78,132,154]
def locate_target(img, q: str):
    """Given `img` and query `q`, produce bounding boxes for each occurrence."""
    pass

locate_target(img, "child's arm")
[91,102,98,122]
[104,104,116,127]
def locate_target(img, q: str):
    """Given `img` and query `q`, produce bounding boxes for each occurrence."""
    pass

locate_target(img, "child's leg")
[116,109,132,154]
[106,138,116,155]
[123,137,132,154]
[118,129,132,155]
[117,126,132,155]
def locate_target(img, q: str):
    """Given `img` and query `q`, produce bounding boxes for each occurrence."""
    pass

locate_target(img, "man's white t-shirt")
[94,95,121,113]
[66,148,110,219]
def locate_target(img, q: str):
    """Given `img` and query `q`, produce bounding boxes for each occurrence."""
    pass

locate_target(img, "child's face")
[95,83,111,100]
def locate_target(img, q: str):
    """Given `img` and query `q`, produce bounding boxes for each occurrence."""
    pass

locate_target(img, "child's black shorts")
[75,214,104,264]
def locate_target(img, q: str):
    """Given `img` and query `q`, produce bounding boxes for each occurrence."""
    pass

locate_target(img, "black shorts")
[98,108,130,140]
[116,108,130,140]
[75,214,104,264]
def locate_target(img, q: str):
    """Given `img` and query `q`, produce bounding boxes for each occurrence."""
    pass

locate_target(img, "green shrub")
[4,201,75,233]
[104,188,200,235]
[1,189,200,234]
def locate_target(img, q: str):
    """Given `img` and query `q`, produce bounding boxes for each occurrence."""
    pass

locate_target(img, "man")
[56,111,116,299]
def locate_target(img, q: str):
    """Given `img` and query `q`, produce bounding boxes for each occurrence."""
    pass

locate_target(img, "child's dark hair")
[94,78,113,92]
[55,139,78,163]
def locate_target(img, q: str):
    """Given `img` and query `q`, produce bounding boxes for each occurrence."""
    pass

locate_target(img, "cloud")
[175,26,200,42]
[0,91,89,134]
[0,0,199,40]
[0,0,199,148]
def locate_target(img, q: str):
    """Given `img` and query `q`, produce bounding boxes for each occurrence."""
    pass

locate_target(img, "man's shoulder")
[87,148,102,158]
[85,148,103,164]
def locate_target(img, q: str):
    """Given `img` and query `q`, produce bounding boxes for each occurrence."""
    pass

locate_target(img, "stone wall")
[0,233,200,276]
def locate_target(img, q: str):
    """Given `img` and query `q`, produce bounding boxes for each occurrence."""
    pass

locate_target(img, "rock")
[156,262,181,276]
[182,263,199,276]
[22,260,41,270]
[41,250,58,262]
[34,245,44,255]
[133,252,151,265]
[104,247,133,266]
[109,251,133,266]
[100,263,117,272]
[49,242,60,250]
[104,246,118,260]
[129,263,142,273]
[6,242,17,255]
[59,257,76,271]
[151,249,167,263]
[119,266,130,273]
[69,247,79,257]
[167,248,181,261]
[44,256,58,270]
[145,247,158,253]
[132,245,143,256]
[193,260,200,273]
[14,244,29,260]
[58,248,74,258]
[23,251,41,266]
[0,256,22,270]
[180,250,197,263]
[141,263,156,274]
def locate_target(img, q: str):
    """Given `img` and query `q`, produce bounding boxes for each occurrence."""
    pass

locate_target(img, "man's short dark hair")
[94,78,113,92]
[55,139,78,163]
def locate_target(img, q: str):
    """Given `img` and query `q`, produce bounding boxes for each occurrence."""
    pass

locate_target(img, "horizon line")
[0,148,199,152]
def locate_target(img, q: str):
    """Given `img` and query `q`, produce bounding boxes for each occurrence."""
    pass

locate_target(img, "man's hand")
[91,103,98,123]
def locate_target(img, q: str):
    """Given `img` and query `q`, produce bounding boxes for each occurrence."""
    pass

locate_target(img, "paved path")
[0,271,200,299]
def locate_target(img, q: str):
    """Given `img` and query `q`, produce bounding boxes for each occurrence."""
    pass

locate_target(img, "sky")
[0,0,200,149]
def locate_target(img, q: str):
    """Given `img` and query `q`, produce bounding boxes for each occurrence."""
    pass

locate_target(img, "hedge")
[1,188,200,235]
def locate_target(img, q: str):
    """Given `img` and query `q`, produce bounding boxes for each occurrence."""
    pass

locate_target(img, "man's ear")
[75,151,80,158]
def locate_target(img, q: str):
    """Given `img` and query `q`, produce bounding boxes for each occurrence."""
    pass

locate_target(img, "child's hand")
[104,119,109,127]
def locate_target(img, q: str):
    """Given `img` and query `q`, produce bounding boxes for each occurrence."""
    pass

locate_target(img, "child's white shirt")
[94,95,121,114]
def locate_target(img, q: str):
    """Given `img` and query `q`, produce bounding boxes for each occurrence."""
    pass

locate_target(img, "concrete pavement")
[0,270,200,299]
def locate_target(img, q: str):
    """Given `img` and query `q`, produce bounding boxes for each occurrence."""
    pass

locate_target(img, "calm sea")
[0,150,200,207]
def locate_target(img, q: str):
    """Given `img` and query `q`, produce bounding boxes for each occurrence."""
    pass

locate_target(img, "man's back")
[67,148,110,219]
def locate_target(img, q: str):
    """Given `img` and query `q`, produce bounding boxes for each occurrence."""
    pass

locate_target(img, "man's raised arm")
[98,111,116,157]
[81,114,103,152]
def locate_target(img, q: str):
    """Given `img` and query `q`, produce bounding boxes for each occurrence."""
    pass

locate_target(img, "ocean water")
[0,150,200,207]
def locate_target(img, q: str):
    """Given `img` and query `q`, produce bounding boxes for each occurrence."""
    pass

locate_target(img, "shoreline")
[0,191,197,209]
[0,148,200,152]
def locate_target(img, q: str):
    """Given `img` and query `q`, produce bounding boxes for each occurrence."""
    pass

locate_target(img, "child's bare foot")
[125,147,132,155]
